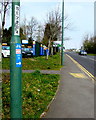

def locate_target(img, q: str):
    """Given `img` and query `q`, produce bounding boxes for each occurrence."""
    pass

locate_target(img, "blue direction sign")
[16,43,22,67]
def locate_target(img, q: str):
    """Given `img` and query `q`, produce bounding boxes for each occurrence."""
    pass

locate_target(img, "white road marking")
[80,56,96,61]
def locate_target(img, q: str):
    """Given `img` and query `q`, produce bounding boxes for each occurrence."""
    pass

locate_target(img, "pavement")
[2,69,61,74]
[43,54,94,118]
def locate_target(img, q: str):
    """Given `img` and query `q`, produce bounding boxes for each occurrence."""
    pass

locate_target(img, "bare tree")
[21,16,27,39]
[27,17,38,40]
[36,24,44,42]
[0,0,11,37]
[46,8,61,58]
[43,7,71,59]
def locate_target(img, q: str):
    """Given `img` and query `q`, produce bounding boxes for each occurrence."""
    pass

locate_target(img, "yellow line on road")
[66,54,95,82]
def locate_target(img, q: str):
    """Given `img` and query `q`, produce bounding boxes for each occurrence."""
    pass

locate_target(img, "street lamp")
[61,0,64,65]
[10,0,22,118]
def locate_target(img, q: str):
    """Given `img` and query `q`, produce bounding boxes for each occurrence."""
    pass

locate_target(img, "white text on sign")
[14,5,20,36]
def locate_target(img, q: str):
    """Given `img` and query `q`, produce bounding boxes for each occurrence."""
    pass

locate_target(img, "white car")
[2,46,10,58]
[79,50,87,56]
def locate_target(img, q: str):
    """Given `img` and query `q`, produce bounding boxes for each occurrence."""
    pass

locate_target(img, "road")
[65,52,95,77]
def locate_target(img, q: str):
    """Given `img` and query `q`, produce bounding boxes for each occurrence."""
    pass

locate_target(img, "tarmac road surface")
[66,52,95,77]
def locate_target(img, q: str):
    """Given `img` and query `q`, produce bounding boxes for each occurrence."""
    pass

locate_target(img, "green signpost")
[10,0,22,118]
[61,0,64,65]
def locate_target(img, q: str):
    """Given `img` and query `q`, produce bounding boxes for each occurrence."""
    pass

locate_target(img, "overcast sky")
[4,0,94,49]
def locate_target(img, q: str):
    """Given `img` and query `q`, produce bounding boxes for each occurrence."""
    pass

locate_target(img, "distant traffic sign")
[22,40,28,44]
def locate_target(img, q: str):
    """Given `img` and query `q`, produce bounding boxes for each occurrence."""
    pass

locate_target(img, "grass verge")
[87,53,96,56]
[2,71,60,118]
[2,53,61,70]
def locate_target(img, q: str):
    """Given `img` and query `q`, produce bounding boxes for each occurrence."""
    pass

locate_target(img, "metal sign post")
[10,0,22,118]
[61,0,64,65]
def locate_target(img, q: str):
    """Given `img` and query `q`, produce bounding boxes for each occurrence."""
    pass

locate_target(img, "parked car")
[2,46,10,58]
[22,48,33,57]
[79,50,87,55]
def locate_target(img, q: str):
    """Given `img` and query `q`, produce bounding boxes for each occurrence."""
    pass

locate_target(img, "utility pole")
[61,0,64,65]
[10,0,22,118]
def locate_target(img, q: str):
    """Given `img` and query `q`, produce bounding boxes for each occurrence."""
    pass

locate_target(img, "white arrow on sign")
[16,62,21,65]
